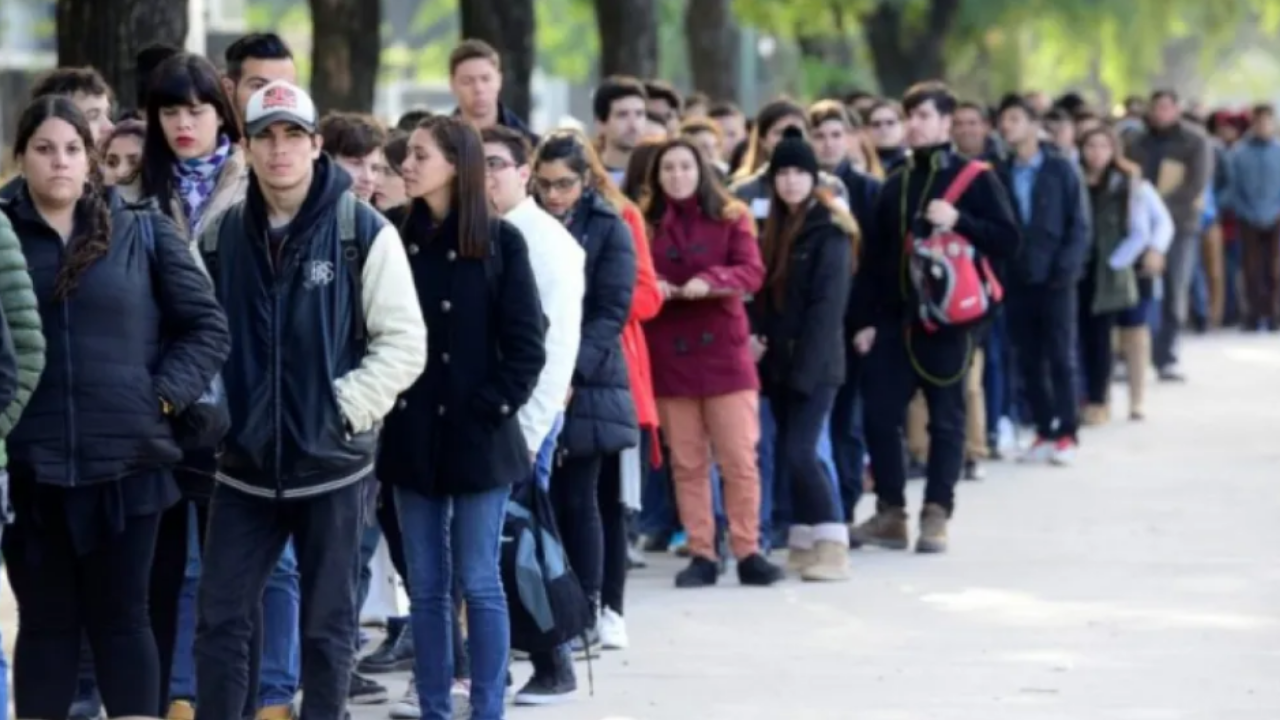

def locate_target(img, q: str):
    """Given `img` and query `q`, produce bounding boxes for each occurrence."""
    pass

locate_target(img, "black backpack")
[501,478,594,654]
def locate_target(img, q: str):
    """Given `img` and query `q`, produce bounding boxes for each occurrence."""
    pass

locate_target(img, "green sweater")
[0,211,44,467]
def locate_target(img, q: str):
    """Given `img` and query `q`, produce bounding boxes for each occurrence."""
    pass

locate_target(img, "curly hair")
[14,95,112,301]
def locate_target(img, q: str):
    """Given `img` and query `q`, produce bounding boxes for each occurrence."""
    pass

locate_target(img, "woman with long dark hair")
[1077,126,1174,422]
[0,95,228,719]
[378,115,546,720]
[641,136,784,588]
[753,128,857,582]
[525,129,643,700]
[100,120,146,201]
[141,53,246,235]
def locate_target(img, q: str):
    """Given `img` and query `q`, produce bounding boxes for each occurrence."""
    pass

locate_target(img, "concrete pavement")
[5,333,1280,719]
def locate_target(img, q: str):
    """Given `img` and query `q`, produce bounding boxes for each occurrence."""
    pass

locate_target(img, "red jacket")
[645,197,763,399]
[620,203,663,464]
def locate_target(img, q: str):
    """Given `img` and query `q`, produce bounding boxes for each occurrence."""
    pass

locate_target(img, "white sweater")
[505,196,585,453]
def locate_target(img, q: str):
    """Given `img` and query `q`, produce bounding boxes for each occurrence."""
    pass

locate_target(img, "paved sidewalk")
[5,334,1280,719]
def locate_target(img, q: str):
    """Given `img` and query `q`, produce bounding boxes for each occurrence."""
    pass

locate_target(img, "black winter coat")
[377,203,546,497]
[556,190,639,458]
[753,202,854,396]
[5,188,229,486]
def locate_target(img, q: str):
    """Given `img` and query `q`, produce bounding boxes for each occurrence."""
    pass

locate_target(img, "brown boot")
[1120,327,1149,420]
[800,539,850,582]
[915,503,950,554]
[849,501,909,550]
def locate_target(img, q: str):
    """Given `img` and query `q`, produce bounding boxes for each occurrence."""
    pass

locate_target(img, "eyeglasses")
[485,156,517,173]
[534,175,582,194]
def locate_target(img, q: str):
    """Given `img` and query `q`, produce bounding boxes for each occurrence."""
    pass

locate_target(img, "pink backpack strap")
[941,161,988,204]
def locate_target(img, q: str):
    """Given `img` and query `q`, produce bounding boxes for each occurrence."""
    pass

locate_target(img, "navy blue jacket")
[997,145,1092,287]
[557,191,638,458]
[5,188,229,486]
[377,204,546,497]
[207,156,387,499]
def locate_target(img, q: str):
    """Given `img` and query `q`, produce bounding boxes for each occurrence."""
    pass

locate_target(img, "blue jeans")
[758,398,837,548]
[396,485,511,720]
[638,437,676,538]
[1224,240,1243,324]
[259,542,301,708]
[168,505,203,700]
[984,307,1010,435]
[533,414,564,491]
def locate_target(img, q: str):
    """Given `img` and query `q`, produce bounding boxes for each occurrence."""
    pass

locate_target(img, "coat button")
[441,300,451,312]
[499,403,510,415]
[441,352,450,364]
[437,405,446,416]
[396,398,407,410]
[407,243,419,255]
[447,250,457,261]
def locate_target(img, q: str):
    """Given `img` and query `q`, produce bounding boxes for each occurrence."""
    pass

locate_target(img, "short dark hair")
[1044,107,1071,125]
[224,33,292,81]
[1150,88,1179,105]
[480,124,532,166]
[29,67,112,102]
[383,130,409,173]
[708,101,742,120]
[645,110,669,127]
[643,79,683,115]
[956,100,988,120]
[808,99,852,129]
[998,92,1040,122]
[1253,103,1275,120]
[685,91,710,111]
[592,75,648,123]
[136,43,182,109]
[902,81,956,116]
[450,39,500,76]
[319,112,388,159]
[396,108,434,132]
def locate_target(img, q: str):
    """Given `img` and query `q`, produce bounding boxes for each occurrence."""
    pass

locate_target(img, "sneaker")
[1017,437,1054,464]
[674,556,719,588]
[1157,365,1186,383]
[569,627,601,659]
[962,459,985,481]
[449,679,471,718]
[848,501,909,550]
[626,543,648,569]
[513,661,577,706]
[1050,437,1078,466]
[639,531,671,553]
[348,672,389,705]
[668,530,690,557]
[388,682,420,719]
[737,552,784,586]
[358,618,415,674]
[599,607,629,649]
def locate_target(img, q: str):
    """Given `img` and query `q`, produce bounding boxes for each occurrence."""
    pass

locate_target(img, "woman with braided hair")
[0,94,230,719]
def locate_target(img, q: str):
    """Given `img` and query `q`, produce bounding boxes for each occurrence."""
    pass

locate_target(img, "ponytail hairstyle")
[14,95,112,301]
[532,128,634,215]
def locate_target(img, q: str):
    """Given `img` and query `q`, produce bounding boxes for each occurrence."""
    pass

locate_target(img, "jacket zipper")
[264,231,286,500]
[63,301,77,486]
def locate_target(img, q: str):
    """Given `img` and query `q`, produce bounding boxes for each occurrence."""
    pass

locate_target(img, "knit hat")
[767,126,819,180]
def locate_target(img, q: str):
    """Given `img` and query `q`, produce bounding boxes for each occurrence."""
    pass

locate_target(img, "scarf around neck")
[174,135,232,231]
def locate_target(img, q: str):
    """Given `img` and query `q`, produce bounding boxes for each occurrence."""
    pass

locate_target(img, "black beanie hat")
[767,126,819,180]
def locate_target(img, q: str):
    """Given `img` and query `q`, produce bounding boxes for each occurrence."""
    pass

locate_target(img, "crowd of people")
[0,25,1245,720]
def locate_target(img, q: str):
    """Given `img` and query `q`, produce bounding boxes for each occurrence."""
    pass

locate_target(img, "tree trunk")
[307,0,381,113]
[862,0,961,98]
[56,0,188,112]
[460,0,536,121]
[684,0,739,102]
[595,0,658,79]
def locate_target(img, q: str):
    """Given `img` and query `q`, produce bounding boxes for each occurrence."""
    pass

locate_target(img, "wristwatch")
[160,396,175,416]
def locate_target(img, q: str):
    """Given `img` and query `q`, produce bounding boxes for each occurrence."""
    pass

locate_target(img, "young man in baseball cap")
[194,80,427,720]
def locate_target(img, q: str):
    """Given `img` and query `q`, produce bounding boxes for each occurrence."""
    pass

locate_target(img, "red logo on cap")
[262,85,297,111]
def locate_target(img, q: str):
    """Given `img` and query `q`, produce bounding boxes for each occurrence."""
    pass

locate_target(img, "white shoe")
[388,682,420,719]
[996,417,1017,456]
[1017,438,1054,464]
[1049,439,1077,466]
[598,607,629,650]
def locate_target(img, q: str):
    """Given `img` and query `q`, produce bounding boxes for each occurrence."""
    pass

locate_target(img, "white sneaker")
[996,417,1017,456]
[598,607,629,650]
[1017,438,1054,464]
[388,682,420,719]
[1050,439,1078,466]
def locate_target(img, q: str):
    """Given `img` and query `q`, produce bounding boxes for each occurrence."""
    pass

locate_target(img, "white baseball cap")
[244,80,318,136]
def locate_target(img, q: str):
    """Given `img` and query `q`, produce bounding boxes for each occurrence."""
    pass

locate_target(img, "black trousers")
[548,453,604,602]
[3,492,163,718]
[770,386,843,526]
[196,481,365,720]
[1078,291,1119,405]
[1009,284,1080,439]
[861,323,968,513]
[830,355,864,519]
[597,453,626,615]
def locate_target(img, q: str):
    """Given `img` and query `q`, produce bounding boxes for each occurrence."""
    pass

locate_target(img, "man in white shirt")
[481,126,585,473]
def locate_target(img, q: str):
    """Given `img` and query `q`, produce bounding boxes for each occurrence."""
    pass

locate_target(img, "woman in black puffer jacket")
[1,95,228,719]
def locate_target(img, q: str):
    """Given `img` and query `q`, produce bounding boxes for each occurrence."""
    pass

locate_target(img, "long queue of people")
[0,28,1210,720]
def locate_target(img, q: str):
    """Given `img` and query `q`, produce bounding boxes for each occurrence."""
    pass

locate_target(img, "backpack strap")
[337,192,369,343]
[941,161,989,205]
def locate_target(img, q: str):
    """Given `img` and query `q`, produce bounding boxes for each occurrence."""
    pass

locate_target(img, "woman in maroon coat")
[641,137,783,589]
